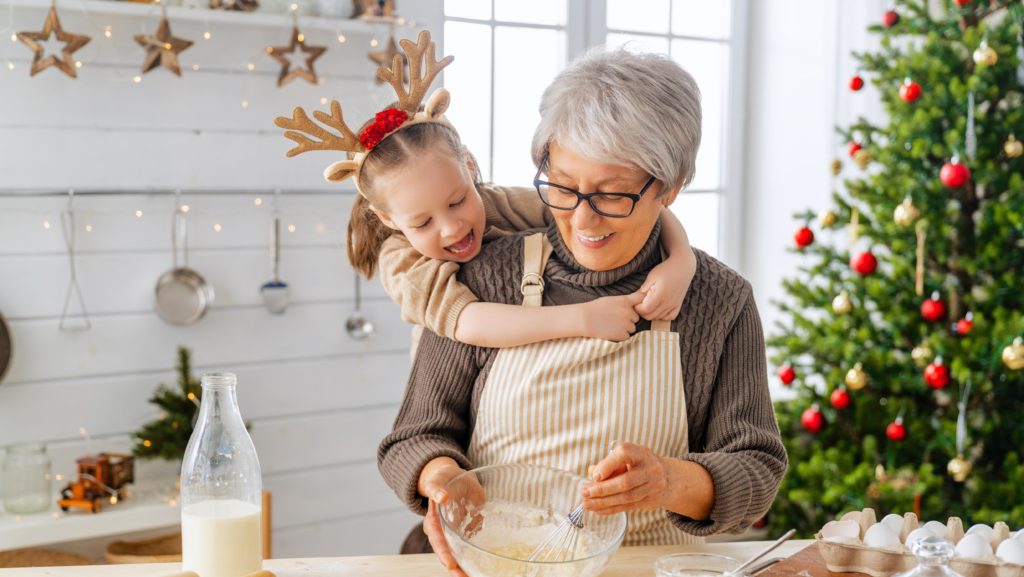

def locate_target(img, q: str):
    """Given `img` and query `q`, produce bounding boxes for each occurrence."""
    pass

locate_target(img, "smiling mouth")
[576,232,615,248]
[445,230,476,255]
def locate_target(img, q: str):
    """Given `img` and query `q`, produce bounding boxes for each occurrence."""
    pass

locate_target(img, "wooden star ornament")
[367,35,406,86]
[16,5,91,78]
[267,26,326,87]
[134,17,193,76]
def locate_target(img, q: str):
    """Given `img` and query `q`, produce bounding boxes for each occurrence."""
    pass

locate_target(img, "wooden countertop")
[0,539,813,576]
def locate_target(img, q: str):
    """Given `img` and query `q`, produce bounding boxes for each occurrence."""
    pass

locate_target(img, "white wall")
[0,0,443,559]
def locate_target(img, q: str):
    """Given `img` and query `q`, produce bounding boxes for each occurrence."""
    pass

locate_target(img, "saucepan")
[155,208,214,325]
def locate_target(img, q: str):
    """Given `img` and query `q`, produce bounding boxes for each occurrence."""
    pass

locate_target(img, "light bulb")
[297,33,305,42]
[254,197,263,206]
[289,3,298,11]
[337,34,346,44]
[10,33,16,42]
[85,224,93,232]
[320,97,328,105]
[6,62,13,71]
[180,204,190,213]
[246,62,255,71]
[43,220,51,230]
[192,64,200,71]
[104,27,112,39]
[287,224,296,233]
[213,223,222,233]
[75,61,82,68]
[241,99,249,109]
[203,31,211,40]
[133,75,142,83]
[135,210,143,218]
[370,38,379,47]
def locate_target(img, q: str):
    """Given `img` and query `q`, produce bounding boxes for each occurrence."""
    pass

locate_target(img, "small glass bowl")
[654,553,742,577]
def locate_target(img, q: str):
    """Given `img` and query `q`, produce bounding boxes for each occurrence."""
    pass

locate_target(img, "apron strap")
[651,319,672,332]
[521,233,553,307]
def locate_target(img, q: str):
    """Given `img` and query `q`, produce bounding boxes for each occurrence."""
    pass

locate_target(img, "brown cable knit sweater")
[378,221,787,536]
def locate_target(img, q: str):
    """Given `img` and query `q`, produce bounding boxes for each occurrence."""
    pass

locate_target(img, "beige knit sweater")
[378,223,788,537]
[377,183,549,338]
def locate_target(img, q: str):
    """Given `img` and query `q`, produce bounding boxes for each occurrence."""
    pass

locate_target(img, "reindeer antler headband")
[274,30,454,195]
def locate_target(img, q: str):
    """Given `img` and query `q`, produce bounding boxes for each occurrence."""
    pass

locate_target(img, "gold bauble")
[972,42,998,66]
[819,209,837,228]
[911,344,934,368]
[947,454,972,482]
[893,197,919,227]
[1002,337,1024,370]
[832,291,853,315]
[845,362,869,390]
[1005,135,1023,158]
[830,158,843,176]
[852,149,872,170]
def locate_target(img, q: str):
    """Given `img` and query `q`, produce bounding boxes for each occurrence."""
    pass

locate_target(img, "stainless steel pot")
[155,209,213,325]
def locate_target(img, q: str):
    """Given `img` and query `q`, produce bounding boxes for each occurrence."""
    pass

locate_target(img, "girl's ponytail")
[347,193,393,279]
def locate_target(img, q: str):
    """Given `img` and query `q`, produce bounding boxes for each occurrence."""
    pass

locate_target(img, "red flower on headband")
[359,107,409,150]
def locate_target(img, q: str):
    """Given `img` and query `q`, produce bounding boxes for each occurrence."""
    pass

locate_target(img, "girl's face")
[372,150,486,263]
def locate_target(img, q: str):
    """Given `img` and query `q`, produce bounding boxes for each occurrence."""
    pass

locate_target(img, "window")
[443,0,746,262]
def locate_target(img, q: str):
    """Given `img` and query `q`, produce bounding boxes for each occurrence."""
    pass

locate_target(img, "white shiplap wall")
[0,0,444,559]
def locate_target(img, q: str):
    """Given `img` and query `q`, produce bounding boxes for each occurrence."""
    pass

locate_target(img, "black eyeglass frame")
[532,156,657,219]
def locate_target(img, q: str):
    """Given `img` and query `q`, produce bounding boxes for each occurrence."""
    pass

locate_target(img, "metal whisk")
[526,503,585,562]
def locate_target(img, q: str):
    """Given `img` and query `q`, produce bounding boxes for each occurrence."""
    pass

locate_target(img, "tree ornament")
[134,8,193,77]
[953,312,974,336]
[915,225,927,296]
[886,417,907,441]
[973,40,998,66]
[832,291,853,315]
[911,343,933,368]
[893,197,919,227]
[801,405,825,433]
[947,455,972,482]
[852,149,872,170]
[899,79,922,103]
[16,5,91,78]
[268,23,327,87]
[921,291,946,322]
[1002,337,1024,370]
[830,387,851,410]
[1005,135,1023,158]
[940,157,971,188]
[882,9,900,28]
[777,364,796,385]
[849,75,865,91]
[847,141,862,157]
[794,226,814,249]
[953,0,971,5]
[845,362,868,390]
[924,357,950,389]
[830,158,843,175]
[947,382,972,481]
[819,209,837,228]
[851,250,878,276]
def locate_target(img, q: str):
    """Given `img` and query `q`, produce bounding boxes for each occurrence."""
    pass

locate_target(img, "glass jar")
[2,443,53,514]
[180,373,263,577]
[893,537,965,577]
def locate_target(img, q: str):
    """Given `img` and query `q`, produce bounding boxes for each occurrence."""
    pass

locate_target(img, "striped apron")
[467,233,701,546]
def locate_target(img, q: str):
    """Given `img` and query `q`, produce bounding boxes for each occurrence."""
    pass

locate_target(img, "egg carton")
[814,508,1024,577]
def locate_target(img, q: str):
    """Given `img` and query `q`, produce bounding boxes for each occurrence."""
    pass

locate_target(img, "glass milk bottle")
[180,373,263,577]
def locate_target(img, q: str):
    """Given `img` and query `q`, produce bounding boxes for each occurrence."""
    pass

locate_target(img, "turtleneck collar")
[545,220,664,289]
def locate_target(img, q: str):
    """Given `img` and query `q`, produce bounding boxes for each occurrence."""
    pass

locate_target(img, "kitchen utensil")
[345,275,374,339]
[0,312,10,384]
[725,529,797,577]
[260,215,289,314]
[155,205,214,325]
[58,192,91,331]
[527,503,585,562]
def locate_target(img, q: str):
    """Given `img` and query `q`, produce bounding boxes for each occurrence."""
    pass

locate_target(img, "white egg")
[822,520,861,541]
[966,523,995,541]
[997,539,1024,565]
[881,513,905,533]
[825,535,862,546]
[924,520,948,539]
[906,527,937,546]
[1014,529,1024,541]
[864,523,902,550]
[955,534,994,561]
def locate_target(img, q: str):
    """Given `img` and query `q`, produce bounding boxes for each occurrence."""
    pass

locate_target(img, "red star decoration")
[16,6,91,78]
[267,26,326,87]
[134,17,194,77]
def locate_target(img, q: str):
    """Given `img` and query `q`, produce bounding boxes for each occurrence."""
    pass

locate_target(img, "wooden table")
[0,540,813,576]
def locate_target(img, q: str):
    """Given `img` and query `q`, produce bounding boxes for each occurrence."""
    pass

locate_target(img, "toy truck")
[57,453,135,513]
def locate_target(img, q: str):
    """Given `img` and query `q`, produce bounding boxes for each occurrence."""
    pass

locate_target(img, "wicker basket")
[0,548,95,567]
[105,532,182,564]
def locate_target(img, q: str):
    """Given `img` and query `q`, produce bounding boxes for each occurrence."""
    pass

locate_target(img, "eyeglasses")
[533,156,656,218]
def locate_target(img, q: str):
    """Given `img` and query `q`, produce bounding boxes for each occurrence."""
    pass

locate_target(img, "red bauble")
[883,9,900,28]
[953,0,971,5]
[849,75,865,91]
[955,313,974,336]
[851,250,878,276]
[899,80,922,103]
[830,388,851,410]
[777,364,796,385]
[848,141,862,157]
[940,159,971,188]
[924,358,950,389]
[794,227,814,248]
[802,405,825,433]
[886,418,907,441]
[921,292,946,322]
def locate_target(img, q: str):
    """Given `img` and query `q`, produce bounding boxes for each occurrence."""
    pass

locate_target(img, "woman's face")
[372,150,486,263]
[545,142,677,271]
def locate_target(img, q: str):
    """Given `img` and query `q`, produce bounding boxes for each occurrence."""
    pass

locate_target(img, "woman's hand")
[634,246,696,321]
[579,293,645,341]
[418,457,472,577]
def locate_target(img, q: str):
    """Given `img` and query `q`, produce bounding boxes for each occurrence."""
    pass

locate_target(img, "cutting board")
[759,543,867,577]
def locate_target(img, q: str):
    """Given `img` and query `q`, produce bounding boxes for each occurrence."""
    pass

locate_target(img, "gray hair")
[531,47,702,192]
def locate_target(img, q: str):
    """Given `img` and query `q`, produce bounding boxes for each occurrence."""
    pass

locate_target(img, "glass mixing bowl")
[439,463,627,577]
[654,553,742,577]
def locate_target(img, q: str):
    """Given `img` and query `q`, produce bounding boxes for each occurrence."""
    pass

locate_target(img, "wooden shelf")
[0,481,180,551]
[7,0,412,34]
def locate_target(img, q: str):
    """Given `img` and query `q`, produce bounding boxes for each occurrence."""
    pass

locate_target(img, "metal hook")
[59,189,91,331]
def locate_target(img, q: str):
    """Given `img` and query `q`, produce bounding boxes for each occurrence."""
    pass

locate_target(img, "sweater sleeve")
[668,293,788,535]
[377,328,479,516]
[377,235,479,339]
[480,184,550,232]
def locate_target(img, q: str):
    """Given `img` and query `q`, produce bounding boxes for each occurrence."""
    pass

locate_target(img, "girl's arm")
[634,208,697,321]
[477,183,550,233]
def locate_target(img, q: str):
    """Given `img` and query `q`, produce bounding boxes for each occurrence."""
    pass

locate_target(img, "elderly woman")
[378,47,786,571]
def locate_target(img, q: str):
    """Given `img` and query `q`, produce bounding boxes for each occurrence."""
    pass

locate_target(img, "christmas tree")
[132,346,202,461]
[768,0,1024,536]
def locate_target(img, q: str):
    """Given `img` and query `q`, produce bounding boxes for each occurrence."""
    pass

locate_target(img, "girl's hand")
[580,292,645,341]
[634,247,696,321]
[418,457,471,577]
[581,442,673,515]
